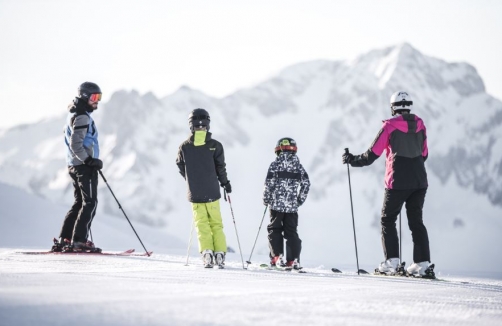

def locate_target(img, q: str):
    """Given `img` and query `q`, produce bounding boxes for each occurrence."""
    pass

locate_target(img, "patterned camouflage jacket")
[263,153,310,213]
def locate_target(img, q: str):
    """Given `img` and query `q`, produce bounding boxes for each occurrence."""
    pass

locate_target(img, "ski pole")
[246,206,268,267]
[98,170,151,257]
[399,212,402,264]
[224,190,246,269]
[185,220,195,266]
[344,148,368,275]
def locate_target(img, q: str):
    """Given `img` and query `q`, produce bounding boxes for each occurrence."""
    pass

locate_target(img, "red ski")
[18,249,153,257]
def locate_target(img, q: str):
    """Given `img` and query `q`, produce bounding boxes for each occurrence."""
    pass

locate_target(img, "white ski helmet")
[390,91,413,116]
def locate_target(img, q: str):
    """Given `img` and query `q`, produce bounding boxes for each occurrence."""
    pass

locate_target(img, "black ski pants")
[59,165,98,243]
[267,209,302,262]
[381,188,430,263]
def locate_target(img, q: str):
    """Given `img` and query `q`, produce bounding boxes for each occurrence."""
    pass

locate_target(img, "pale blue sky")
[1,0,501,128]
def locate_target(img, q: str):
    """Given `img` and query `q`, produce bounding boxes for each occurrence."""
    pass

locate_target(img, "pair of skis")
[330,262,437,280]
[18,248,153,257]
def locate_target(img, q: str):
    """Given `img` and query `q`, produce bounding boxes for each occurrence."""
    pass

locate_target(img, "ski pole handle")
[345,148,349,154]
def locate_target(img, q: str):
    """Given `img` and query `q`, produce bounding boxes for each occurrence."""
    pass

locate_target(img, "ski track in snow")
[1,249,502,326]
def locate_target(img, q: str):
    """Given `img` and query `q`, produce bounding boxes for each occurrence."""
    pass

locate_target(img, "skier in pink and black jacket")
[343,91,432,277]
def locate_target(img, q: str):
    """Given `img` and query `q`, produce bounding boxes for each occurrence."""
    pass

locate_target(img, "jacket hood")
[68,97,94,114]
[385,113,425,133]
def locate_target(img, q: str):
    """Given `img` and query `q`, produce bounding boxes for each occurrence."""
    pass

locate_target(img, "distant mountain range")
[1,43,501,271]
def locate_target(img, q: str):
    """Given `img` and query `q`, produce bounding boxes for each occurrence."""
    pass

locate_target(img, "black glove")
[221,181,232,194]
[84,157,103,170]
[342,152,354,164]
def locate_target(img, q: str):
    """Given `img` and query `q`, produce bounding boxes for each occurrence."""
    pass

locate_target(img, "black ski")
[331,263,438,279]
[373,262,436,279]
[260,263,306,273]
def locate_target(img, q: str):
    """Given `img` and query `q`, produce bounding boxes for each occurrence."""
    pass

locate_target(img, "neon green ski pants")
[191,200,227,253]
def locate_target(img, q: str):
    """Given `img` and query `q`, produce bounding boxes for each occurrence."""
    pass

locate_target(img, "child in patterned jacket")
[263,137,310,269]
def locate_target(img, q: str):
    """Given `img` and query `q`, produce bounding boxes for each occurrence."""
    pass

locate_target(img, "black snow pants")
[381,188,430,263]
[59,165,98,243]
[267,209,302,263]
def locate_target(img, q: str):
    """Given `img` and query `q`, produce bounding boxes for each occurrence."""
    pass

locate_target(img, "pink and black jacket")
[350,113,428,190]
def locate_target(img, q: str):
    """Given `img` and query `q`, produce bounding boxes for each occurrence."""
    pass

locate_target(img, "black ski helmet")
[78,82,102,100]
[275,137,297,155]
[188,108,210,131]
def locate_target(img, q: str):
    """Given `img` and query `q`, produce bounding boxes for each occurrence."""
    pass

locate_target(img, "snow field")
[1,250,501,326]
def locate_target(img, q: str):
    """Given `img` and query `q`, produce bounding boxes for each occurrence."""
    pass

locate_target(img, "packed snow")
[1,249,502,326]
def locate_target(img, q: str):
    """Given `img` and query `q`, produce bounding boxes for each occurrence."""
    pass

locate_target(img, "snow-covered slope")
[1,249,502,326]
[0,43,501,273]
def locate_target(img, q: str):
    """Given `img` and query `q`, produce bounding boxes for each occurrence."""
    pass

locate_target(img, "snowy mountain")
[1,43,501,272]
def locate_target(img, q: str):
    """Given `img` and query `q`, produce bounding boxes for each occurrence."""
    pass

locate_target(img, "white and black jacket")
[263,153,310,213]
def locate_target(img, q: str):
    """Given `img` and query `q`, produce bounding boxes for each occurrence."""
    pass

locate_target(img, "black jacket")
[176,132,229,203]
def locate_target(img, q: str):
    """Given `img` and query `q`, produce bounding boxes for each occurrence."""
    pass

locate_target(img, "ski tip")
[331,268,342,273]
[358,269,370,274]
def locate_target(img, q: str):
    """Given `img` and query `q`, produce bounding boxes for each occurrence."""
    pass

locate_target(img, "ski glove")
[84,157,103,170]
[342,152,354,164]
[221,181,232,194]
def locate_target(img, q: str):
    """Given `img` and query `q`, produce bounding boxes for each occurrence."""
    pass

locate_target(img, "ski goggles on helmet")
[275,145,297,153]
[190,114,210,121]
[89,93,102,102]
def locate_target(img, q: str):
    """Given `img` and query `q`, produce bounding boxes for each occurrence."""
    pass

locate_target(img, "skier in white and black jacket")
[54,82,104,252]
[263,137,310,269]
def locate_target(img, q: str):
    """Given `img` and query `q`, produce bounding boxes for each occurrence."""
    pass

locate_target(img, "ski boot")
[285,259,304,272]
[51,237,70,252]
[375,258,400,275]
[202,249,214,268]
[215,251,225,269]
[407,262,436,279]
[70,240,102,253]
[270,255,285,268]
